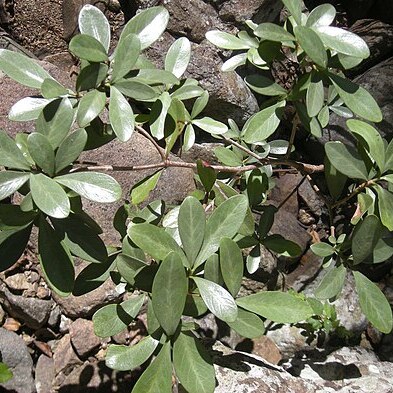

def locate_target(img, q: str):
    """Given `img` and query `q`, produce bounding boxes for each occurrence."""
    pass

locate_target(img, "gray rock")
[35,354,55,393]
[69,318,101,359]
[5,272,36,292]
[53,334,83,378]
[0,328,35,393]
[0,282,53,329]
[47,304,62,329]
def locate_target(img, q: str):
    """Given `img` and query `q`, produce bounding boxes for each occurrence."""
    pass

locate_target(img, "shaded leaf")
[227,308,265,338]
[116,254,146,285]
[0,205,36,230]
[114,79,157,100]
[130,170,162,205]
[310,242,335,257]
[0,226,31,271]
[375,185,393,231]
[220,237,243,297]
[315,264,346,299]
[306,76,324,117]
[245,74,287,96]
[76,63,108,92]
[263,234,302,257]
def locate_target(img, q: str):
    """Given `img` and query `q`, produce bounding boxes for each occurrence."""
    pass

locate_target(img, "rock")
[0,303,5,324]
[53,334,83,378]
[69,318,101,359]
[0,282,53,329]
[219,0,282,24]
[269,173,302,215]
[341,0,375,22]
[62,0,93,41]
[298,179,324,217]
[35,354,55,393]
[247,335,282,365]
[48,304,62,329]
[0,328,35,393]
[4,272,35,292]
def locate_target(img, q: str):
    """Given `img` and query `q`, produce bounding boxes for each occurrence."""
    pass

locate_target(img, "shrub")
[0,1,392,391]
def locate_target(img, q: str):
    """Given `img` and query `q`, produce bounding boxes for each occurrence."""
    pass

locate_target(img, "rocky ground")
[0,0,393,392]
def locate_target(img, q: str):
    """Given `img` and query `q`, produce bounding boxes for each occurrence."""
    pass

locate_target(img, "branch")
[135,124,166,161]
[331,180,375,209]
[285,113,299,159]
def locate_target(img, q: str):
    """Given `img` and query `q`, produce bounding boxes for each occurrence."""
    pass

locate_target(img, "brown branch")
[331,180,375,209]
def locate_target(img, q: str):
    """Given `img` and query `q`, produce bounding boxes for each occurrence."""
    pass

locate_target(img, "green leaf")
[258,205,277,239]
[353,271,393,333]
[0,49,53,88]
[192,117,228,135]
[282,0,302,25]
[183,123,195,151]
[306,4,336,27]
[0,362,13,383]
[152,251,188,336]
[178,196,205,265]
[197,160,216,193]
[346,119,385,172]
[128,222,187,265]
[41,78,68,99]
[132,342,172,393]
[383,139,393,172]
[324,155,347,200]
[55,172,121,203]
[245,74,287,96]
[113,79,158,100]
[38,216,74,296]
[325,141,368,180]
[221,53,248,72]
[310,242,335,257]
[135,69,180,85]
[236,291,313,323]
[189,91,208,119]
[173,332,215,393]
[30,174,70,218]
[77,63,108,92]
[214,147,242,167]
[55,129,88,173]
[130,170,162,205]
[120,6,169,50]
[77,89,106,127]
[314,25,370,58]
[227,308,265,338]
[315,264,346,299]
[69,34,108,62]
[9,97,52,121]
[112,34,141,83]
[109,86,135,142]
[0,226,32,271]
[372,236,393,264]
[116,254,146,285]
[0,171,29,201]
[0,131,31,170]
[375,185,393,231]
[329,73,382,123]
[295,26,327,68]
[171,84,204,101]
[204,254,224,285]
[194,195,248,268]
[242,101,285,143]
[205,30,253,50]
[0,205,36,230]
[247,169,268,207]
[106,336,159,371]
[352,215,382,265]
[165,37,191,78]
[93,295,144,337]
[306,76,325,117]
[149,92,172,140]
[36,98,75,149]
[79,4,111,51]
[254,23,295,42]
[219,237,243,297]
[318,105,329,128]
[27,133,55,176]
[193,277,238,323]
[263,234,302,257]
[51,214,108,263]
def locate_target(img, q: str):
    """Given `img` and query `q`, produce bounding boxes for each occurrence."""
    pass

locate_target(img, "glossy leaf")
[76,63,108,92]
[136,69,179,85]
[183,123,195,151]
[205,30,253,50]
[245,74,287,96]
[0,226,31,271]
[194,194,248,268]
[310,242,335,257]
[27,133,55,176]
[173,332,215,393]
[263,234,302,257]
[346,119,385,171]
[295,26,327,68]
[227,308,265,338]
[112,34,141,83]
[120,6,170,50]
[41,77,68,99]
[152,251,188,336]
[93,295,144,337]
[314,25,369,58]
[306,76,324,117]
[109,86,135,142]
[0,49,53,88]
[55,129,88,173]
[254,23,295,42]
[165,37,191,78]
[30,174,70,218]
[220,237,243,297]
[149,92,171,140]
[69,34,108,62]
[38,216,74,296]
[236,291,313,323]
[0,172,29,201]
[242,102,285,143]
[193,277,238,323]
[132,342,172,393]
[114,79,157,100]
[325,141,368,180]
[106,335,159,371]
[282,0,302,25]
[9,97,52,121]
[315,264,346,299]
[214,147,242,167]
[353,271,393,333]
[178,196,205,264]
[130,170,162,205]
[192,117,228,135]
[55,172,121,203]
[329,73,382,123]
[191,91,209,119]
[306,4,336,27]
[77,89,106,127]
[221,53,247,72]
[375,185,393,231]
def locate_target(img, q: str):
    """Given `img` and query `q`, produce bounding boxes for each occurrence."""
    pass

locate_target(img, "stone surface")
[0,282,53,329]
[4,272,35,291]
[0,328,35,393]
[69,318,101,359]
[35,354,55,393]
[53,334,83,377]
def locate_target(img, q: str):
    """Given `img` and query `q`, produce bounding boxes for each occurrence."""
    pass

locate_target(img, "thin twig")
[135,125,166,161]
[331,180,375,209]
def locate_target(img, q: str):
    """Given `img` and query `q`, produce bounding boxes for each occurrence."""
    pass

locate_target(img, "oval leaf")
[192,117,228,135]
[254,23,295,42]
[9,97,52,122]
[0,131,31,170]
[77,89,106,127]
[227,308,265,339]
[206,30,253,50]
[69,34,108,62]
[112,34,141,83]
[315,264,346,299]
[306,4,336,27]
[0,171,29,201]
[165,37,191,78]
[375,185,393,231]
[27,133,55,176]
[295,26,327,68]
[245,74,287,96]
